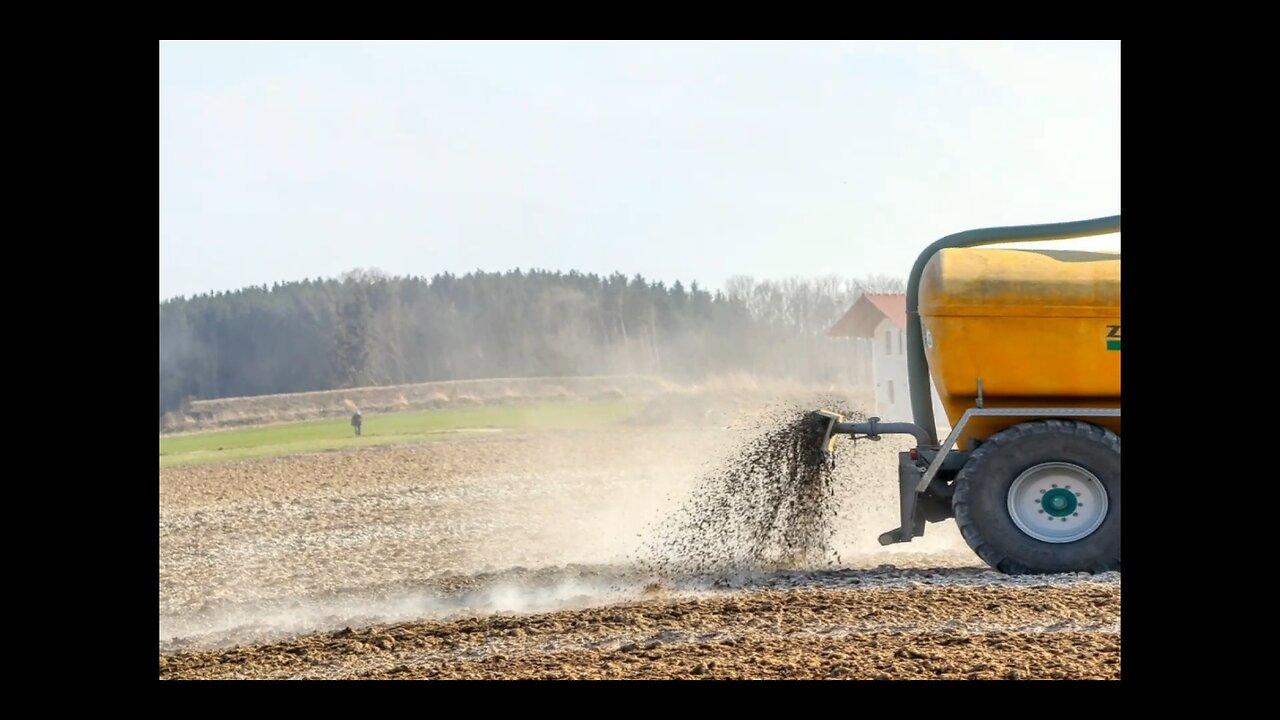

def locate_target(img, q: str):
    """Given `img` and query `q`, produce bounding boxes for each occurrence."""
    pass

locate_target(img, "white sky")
[159,40,1120,300]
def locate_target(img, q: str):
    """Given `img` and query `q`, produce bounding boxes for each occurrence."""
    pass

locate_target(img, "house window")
[885,331,892,355]
[898,330,904,355]
[887,380,895,404]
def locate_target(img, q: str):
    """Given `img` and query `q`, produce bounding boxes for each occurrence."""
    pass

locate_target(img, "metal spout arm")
[831,417,933,448]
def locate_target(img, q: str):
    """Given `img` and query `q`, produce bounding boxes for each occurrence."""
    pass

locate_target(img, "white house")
[828,293,949,432]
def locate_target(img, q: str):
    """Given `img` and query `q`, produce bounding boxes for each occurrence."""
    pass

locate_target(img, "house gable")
[828,293,907,338]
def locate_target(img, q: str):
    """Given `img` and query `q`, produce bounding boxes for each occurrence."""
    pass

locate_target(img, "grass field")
[159,399,645,468]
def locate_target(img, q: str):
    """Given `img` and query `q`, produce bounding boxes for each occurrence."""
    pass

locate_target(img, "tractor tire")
[952,419,1120,575]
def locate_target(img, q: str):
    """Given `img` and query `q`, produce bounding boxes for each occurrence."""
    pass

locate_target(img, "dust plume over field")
[161,426,726,650]
[163,393,968,650]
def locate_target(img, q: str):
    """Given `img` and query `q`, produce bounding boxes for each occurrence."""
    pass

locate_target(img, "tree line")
[159,268,903,422]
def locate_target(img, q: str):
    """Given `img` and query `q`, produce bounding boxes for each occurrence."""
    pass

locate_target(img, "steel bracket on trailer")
[916,407,1122,492]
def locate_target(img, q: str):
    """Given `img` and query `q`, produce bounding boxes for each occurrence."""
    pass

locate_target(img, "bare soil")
[159,425,1120,679]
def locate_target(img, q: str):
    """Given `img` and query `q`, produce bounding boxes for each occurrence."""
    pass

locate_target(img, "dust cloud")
[161,390,974,651]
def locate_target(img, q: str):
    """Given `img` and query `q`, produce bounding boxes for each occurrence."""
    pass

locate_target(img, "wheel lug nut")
[1073,512,1079,517]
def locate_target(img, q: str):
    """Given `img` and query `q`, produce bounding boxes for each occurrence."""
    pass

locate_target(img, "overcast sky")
[159,40,1120,301]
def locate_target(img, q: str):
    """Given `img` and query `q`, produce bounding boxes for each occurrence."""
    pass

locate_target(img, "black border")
[142,38,1162,690]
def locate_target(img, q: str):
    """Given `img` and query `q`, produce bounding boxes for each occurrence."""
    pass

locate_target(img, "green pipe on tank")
[906,214,1121,445]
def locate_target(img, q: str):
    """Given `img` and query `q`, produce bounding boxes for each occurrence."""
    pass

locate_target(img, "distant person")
[351,411,363,436]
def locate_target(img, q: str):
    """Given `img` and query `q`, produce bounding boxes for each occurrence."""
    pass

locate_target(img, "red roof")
[828,293,907,338]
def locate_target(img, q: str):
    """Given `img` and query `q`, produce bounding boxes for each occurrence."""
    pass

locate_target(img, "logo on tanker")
[1106,325,1120,352]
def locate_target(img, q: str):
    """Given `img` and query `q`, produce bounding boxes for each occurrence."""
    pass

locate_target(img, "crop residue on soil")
[638,404,865,578]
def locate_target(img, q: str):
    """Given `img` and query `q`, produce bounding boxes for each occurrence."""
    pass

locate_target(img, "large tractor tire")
[952,419,1120,575]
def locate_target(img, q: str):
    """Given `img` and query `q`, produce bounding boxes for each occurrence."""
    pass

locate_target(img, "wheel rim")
[1007,462,1109,543]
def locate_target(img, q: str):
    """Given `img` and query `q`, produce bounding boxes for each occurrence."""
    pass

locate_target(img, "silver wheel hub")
[1007,462,1109,543]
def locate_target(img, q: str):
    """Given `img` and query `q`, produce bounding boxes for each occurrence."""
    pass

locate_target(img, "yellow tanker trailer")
[815,215,1120,575]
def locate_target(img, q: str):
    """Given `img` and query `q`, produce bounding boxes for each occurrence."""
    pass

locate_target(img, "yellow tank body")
[918,248,1120,449]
